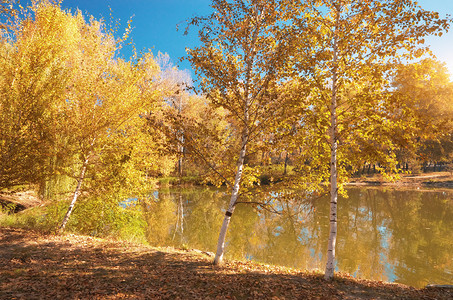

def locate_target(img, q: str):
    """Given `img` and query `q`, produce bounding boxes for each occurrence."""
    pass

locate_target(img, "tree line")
[1,0,452,281]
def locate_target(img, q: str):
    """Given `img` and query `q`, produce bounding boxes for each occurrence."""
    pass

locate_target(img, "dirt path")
[1,227,451,299]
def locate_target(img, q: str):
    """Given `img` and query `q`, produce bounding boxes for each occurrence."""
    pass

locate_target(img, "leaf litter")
[1,227,451,299]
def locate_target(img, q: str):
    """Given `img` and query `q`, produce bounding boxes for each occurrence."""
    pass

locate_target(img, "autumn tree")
[148,52,231,180]
[0,0,74,189]
[392,59,453,170]
[289,0,451,280]
[155,52,193,177]
[0,1,167,232]
[156,93,233,178]
[54,19,164,231]
[185,0,302,265]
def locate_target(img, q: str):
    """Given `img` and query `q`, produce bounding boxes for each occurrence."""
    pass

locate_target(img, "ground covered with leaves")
[1,227,452,299]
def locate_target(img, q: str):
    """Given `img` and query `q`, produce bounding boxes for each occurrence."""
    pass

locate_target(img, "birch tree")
[186,0,301,265]
[56,21,163,231]
[290,0,451,280]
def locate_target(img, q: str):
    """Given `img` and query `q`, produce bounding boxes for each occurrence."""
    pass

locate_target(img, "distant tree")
[155,52,193,177]
[152,91,232,180]
[392,59,453,169]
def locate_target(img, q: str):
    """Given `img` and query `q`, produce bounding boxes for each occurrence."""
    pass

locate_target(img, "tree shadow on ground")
[0,227,451,299]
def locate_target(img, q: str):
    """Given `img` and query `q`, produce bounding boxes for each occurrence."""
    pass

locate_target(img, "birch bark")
[213,3,261,265]
[59,157,89,232]
[213,130,248,265]
[324,5,340,281]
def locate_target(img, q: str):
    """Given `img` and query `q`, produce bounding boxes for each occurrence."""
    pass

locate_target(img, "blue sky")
[59,0,453,80]
[60,0,213,77]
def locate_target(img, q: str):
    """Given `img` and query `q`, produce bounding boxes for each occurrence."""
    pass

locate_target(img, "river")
[142,186,453,288]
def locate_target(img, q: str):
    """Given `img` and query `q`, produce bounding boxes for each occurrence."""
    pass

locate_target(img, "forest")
[1,0,452,284]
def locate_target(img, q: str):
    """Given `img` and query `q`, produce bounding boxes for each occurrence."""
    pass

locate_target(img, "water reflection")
[142,186,453,288]
[143,187,224,251]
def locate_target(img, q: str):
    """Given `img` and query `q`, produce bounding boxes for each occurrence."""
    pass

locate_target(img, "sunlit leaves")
[289,0,451,192]
[0,1,75,188]
[392,59,453,165]
[284,0,452,280]
[0,1,170,232]
[186,0,303,187]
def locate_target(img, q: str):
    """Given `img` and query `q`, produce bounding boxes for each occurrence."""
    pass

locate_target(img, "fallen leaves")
[1,227,452,299]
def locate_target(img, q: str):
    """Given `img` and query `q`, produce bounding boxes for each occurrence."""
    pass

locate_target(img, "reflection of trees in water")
[334,189,386,281]
[142,186,452,287]
[253,207,317,269]
[302,188,453,287]
[379,189,453,287]
[143,187,225,251]
[183,188,224,251]
[142,191,177,246]
[172,193,184,243]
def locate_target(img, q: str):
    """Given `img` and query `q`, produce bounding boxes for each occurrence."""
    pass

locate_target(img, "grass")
[0,196,148,244]
[158,176,203,187]
[0,204,50,232]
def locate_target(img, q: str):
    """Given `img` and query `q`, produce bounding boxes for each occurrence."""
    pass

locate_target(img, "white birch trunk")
[213,4,259,265]
[177,95,184,178]
[213,134,248,265]
[325,6,340,281]
[59,157,89,232]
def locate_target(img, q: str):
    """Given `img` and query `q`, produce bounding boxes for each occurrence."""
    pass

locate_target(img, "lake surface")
[142,186,453,288]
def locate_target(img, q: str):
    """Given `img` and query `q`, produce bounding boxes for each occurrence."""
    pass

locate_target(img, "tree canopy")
[0,0,173,232]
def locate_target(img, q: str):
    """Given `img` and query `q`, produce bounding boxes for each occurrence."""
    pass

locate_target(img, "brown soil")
[0,190,42,213]
[1,227,452,299]
[348,172,453,189]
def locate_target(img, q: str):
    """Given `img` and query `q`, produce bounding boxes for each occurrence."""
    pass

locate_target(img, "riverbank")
[0,190,42,213]
[2,172,452,213]
[348,171,453,188]
[1,227,451,299]
[160,171,453,189]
